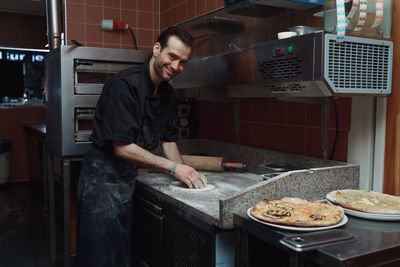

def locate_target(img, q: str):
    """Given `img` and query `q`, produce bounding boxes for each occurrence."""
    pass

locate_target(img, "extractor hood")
[170,32,393,99]
[224,0,323,18]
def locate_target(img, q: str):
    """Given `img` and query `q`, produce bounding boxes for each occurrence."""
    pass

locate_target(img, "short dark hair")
[157,26,193,50]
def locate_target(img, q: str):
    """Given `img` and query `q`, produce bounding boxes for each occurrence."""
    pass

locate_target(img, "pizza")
[250,197,344,227]
[326,189,400,215]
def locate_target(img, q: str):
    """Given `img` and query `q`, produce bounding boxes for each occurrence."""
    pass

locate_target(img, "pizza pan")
[247,208,348,232]
[326,200,400,221]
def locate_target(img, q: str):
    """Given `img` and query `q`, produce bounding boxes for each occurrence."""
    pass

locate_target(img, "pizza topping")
[263,209,291,218]
[251,197,344,227]
[310,214,326,220]
[275,203,293,211]
[326,189,400,215]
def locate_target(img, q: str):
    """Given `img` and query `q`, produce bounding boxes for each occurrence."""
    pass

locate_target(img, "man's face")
[153,36,191,81]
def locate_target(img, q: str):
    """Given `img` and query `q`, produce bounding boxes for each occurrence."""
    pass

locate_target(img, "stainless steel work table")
[234,212,400,267]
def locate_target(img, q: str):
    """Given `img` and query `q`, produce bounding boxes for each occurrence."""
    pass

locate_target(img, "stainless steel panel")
[45,45,151,156]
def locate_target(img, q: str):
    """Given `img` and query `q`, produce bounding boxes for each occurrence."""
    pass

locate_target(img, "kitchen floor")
[0,182,75,267]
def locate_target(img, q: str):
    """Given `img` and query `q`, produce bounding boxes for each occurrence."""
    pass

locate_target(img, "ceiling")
[0,0,46,16]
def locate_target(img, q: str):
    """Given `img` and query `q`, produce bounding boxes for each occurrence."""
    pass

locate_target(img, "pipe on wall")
[45,0,61,50]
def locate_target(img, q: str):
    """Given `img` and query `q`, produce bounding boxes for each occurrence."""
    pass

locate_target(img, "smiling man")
[77,26,207,267]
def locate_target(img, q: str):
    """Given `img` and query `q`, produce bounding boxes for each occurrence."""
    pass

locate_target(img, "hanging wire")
[329,97,339,160]
[128,26,138,50]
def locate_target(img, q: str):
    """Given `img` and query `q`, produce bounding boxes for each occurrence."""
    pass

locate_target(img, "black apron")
[77,96,166,267]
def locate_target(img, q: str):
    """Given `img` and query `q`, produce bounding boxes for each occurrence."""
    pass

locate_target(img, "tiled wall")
[0,12,47,49]
[66,0,160,50]
[194,98,351,162]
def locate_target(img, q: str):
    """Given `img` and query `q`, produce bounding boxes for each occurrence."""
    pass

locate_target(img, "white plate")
[247,208,348,232]
[326,200,400,221]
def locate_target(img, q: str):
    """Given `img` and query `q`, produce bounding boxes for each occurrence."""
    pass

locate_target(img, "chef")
[77,26,207,267]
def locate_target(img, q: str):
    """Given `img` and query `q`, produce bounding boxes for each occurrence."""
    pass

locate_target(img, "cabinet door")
[132,195,164,267]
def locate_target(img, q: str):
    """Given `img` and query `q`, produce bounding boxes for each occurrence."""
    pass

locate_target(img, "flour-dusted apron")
[77,96,166,267]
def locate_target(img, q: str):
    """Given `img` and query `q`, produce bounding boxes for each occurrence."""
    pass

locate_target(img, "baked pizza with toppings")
[326,189,400,215]
[250,197,344,227]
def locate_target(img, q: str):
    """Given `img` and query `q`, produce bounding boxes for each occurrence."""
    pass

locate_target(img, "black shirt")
[90,61,179,153]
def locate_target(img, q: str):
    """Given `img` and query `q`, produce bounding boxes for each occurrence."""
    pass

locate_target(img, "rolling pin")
[181,155,246,172]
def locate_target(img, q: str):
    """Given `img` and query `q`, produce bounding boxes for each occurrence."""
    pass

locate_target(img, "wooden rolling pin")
[181,155,246,172]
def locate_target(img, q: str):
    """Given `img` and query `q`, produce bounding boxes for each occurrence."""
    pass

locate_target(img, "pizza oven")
[45,45,151,156]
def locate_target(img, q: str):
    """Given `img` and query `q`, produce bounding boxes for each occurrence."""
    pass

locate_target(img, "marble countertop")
[136,162,359,229]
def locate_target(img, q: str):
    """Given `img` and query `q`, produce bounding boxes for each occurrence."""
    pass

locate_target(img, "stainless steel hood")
[170,32,393,99]
[224,0,323,18]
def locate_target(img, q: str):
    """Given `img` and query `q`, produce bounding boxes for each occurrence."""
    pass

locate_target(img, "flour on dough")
[169,181,215,192]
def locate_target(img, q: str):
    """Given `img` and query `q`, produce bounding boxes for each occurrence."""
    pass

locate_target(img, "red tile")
[305,127,323,158]
[121,29,135,46]
[104,7,121,21]
[267,98,286,124]
[170,6,179,25]
[67,3,85,24]
[67,22,85,45]
[86,42,104,48]
[187,0,195,19]
[177,3,186,23]
[286,125,306,155]
[224,102,234,121]
[68,0,84,3]
[328,129,348,162]
[86,0,103,6]
[268,124,286,151]
[239,98,254,122]
[206,0,217,12]
[138,29,154,47]
[104,30,121,44]
[239,122,254,146]
[195,0,206,16]
[154,13,159,30]
[138,0,153,12]
[214,102,225,120]
[104,43,122,49]
[253,98,269,123]
[86,5,103,25]
[122,0,137,10]
[307,103,322,127]
[104,0,120,8]
[287,101,307,126]
[71,240,77,256]
[329,97,352,131]
[253,123,269,148]
[121,9,138,29]
[160,11,168,30]
[121,44,139,50]
[222,121,237,144]
[216,0,225,8]
[154,0,159,12]
[138,11,153,29]
[86,24,103,43]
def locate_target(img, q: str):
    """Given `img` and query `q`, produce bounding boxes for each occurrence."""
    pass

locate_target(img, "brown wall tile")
[138,11,154,29]
[122,0,137,10]
[67,3,85,24]
[86,5,103,25]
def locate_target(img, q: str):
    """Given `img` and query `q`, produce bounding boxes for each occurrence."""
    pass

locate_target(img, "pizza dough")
[326,189,400,215]
[169,181,215,192]
[250,197,344,227]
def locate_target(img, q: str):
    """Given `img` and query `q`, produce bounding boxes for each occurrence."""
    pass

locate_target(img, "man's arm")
[113,141,207,189]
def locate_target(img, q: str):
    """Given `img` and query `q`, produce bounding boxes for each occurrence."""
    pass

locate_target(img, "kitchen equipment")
[224,0,322,18]
[289,25,323,36]
[171,32,393,98]
[280,229,354,252]
[277,31,297,39]
[182,155,246,172]
[45,45,151,156]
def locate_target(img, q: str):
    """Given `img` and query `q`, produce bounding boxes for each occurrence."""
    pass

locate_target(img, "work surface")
[136,163,358,229]
[137,171,263,228]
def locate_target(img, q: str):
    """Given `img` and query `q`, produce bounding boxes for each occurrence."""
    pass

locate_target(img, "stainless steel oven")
[45,45,151,156]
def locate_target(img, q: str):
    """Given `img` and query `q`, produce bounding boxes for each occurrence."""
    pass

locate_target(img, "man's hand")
[172,164,207,189]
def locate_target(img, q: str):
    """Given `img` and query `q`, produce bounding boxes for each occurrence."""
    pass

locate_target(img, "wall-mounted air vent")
[259,57,302,81]
[324,34,393,95]
[263,83,305,94]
